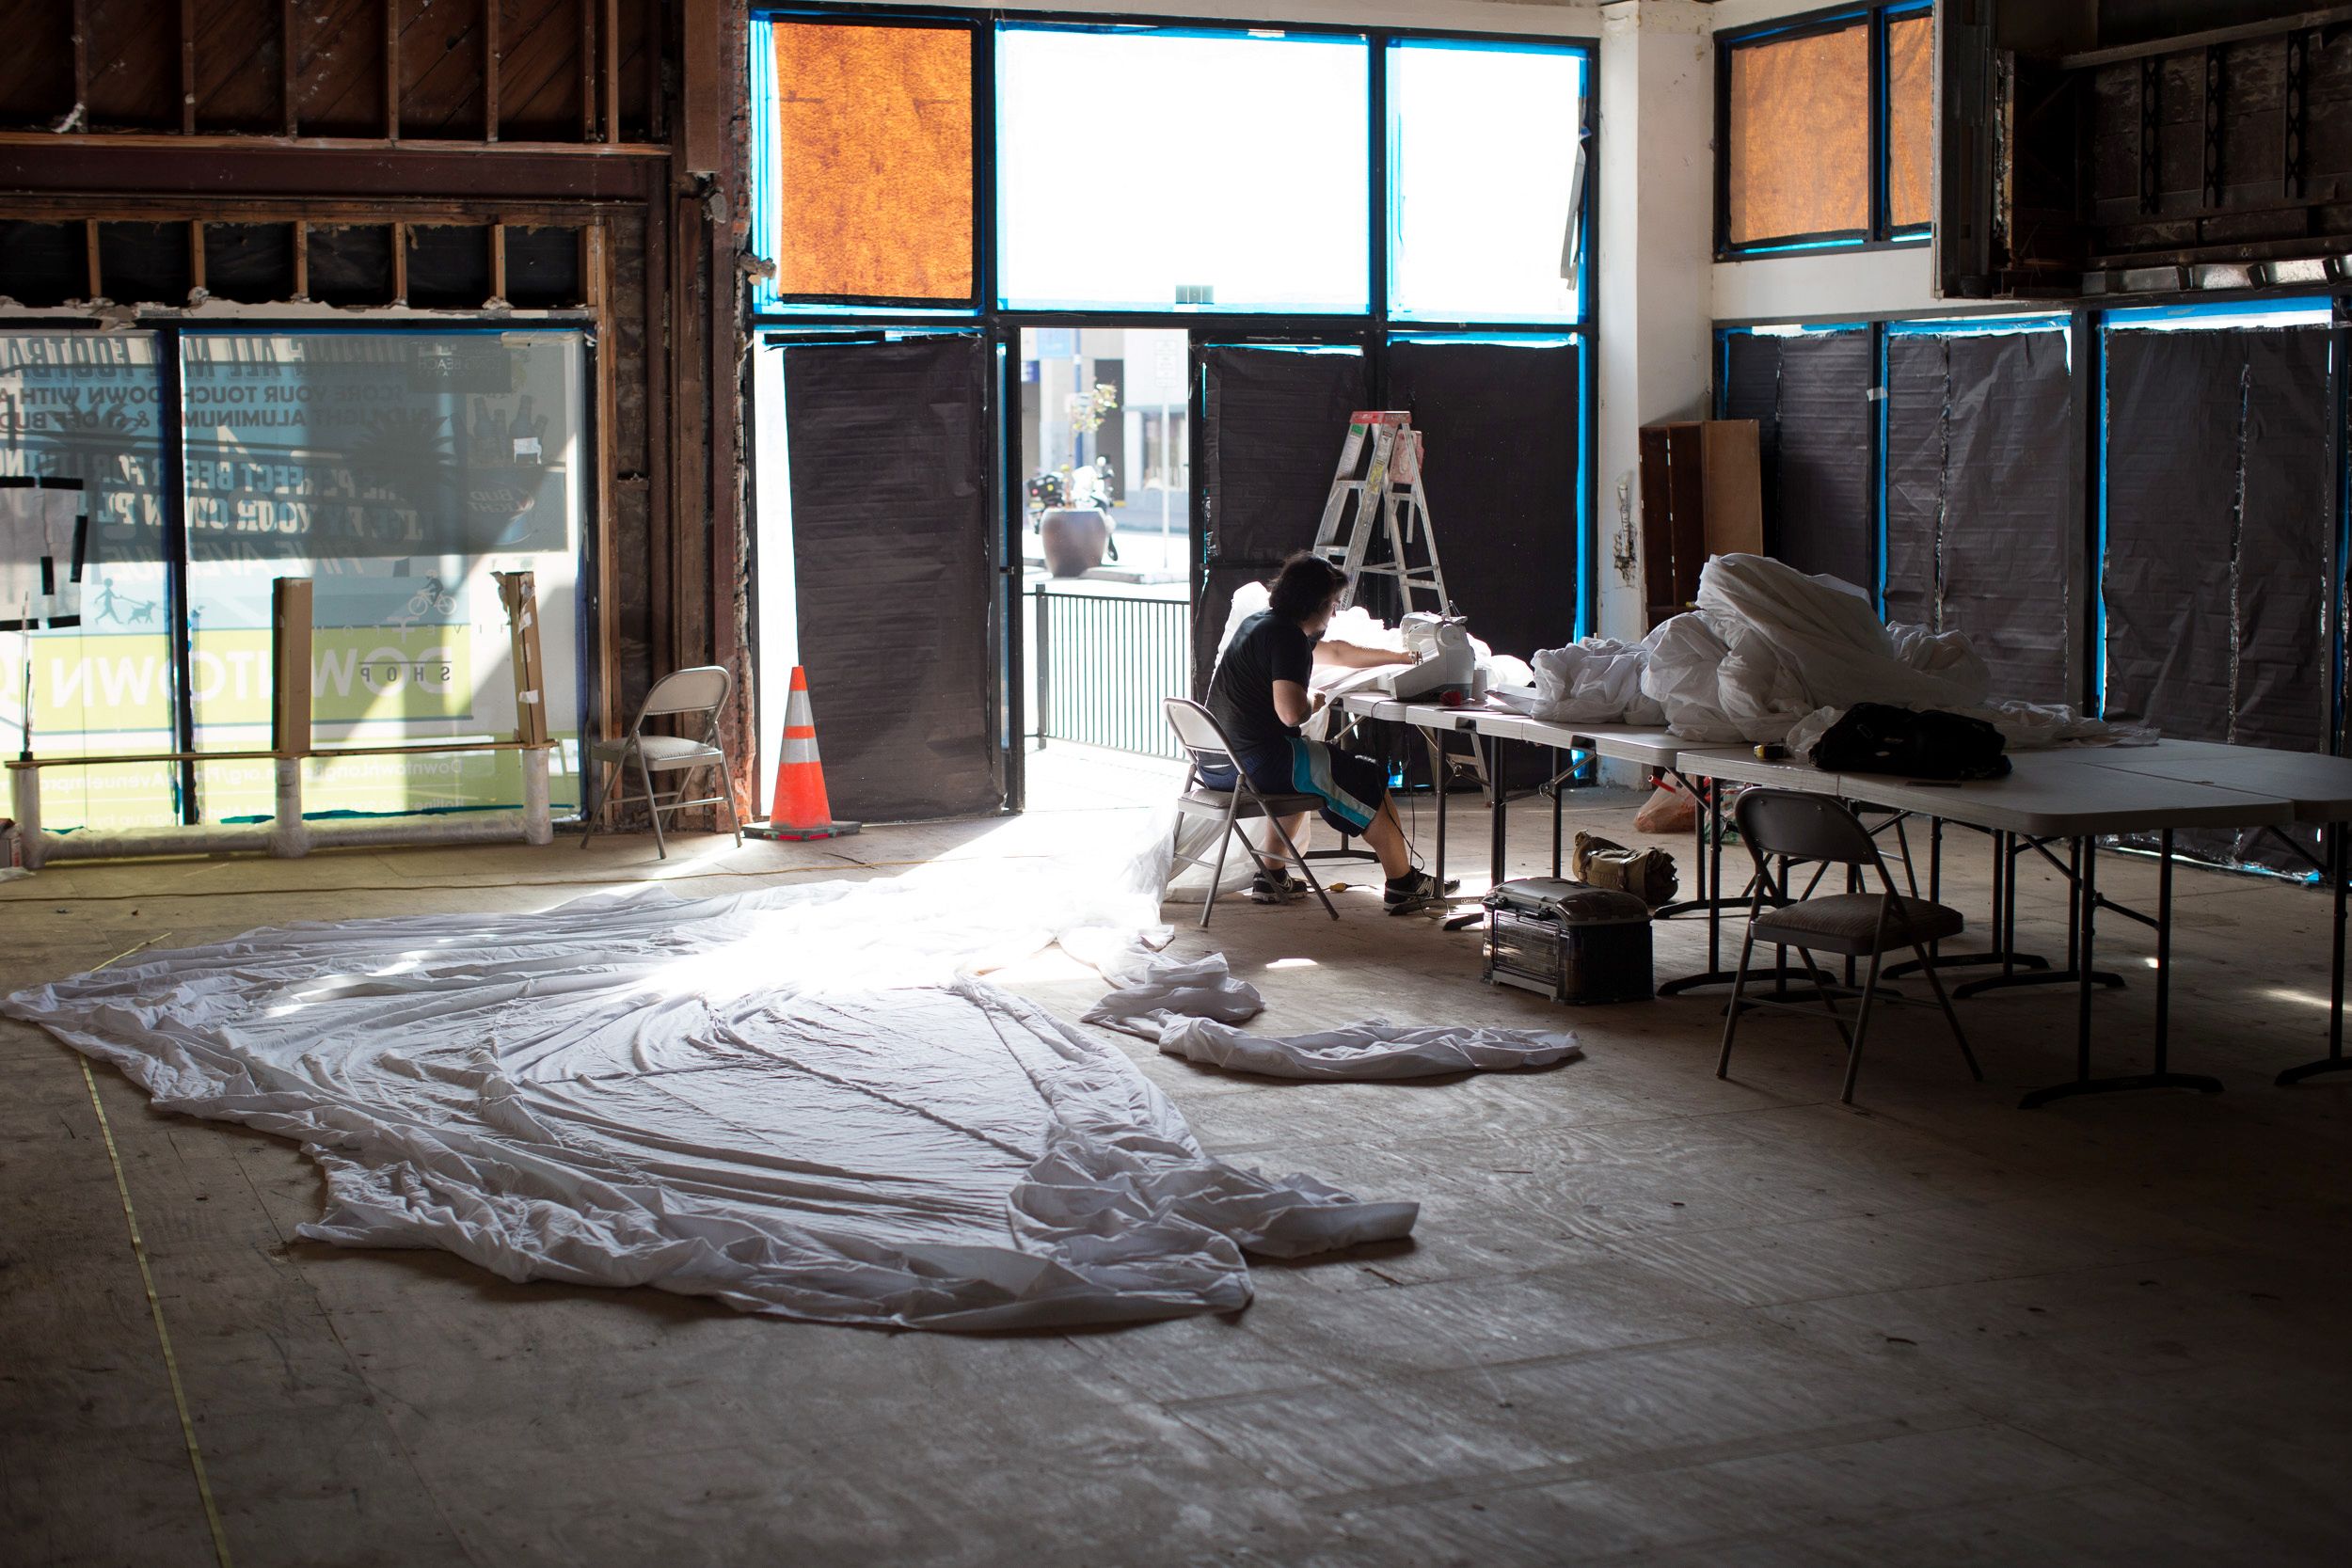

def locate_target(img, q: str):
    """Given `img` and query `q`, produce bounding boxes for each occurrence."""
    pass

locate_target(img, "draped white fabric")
[1085,952,1584,1082]
[3,865,1417,1331]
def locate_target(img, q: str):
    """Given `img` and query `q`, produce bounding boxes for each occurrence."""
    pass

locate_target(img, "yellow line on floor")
[75,934,234,1568]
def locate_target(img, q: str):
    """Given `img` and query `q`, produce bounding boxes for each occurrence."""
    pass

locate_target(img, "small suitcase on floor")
[1483,878,1654,1006]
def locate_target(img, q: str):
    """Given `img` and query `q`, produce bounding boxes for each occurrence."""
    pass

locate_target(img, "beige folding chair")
[1719,788,1978,1104]
[580,665,743,860]
[1164,697,1338,929]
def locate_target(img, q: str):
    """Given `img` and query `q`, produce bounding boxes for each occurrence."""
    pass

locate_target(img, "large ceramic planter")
[1040,507,1110,578]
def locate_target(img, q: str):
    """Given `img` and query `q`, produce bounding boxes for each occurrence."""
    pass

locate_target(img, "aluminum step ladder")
[1311,412,1486,798]
[1311,411,1453,619]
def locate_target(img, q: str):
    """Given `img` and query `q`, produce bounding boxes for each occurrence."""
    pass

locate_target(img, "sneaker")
[1248,870,1306,905]
[1383,869,1455,913]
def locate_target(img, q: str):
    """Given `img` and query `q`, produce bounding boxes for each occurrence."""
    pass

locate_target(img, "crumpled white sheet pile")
[1083,953,1584,1081]
[3,862,1417,1331]
[1510,554,2138,752]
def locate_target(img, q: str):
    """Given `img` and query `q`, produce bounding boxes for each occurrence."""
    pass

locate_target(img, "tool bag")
[1808,702,2011,781]
[1569,831,1680,909]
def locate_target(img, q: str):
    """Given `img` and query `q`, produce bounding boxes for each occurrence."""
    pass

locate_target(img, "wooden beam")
[485,0,500,142]
[293,218,309,298]
[391,219,407,303]
[181,0,198,135]
[282,0,299,136]
[0,136,667,205]
[386,0,401,141]
[187,219,204,298]
[580,0,596,141]
[83,219,100,300]
[71,0,88,119]
[2058,5,2352,71]
[588,220,618,749]
[489,220,507,302]
[603,0,619,145]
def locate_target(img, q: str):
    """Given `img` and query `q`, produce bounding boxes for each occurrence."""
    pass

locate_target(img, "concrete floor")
[6,749,2352,1565]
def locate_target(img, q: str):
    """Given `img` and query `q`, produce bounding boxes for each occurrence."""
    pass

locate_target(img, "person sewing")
[1203,552,1455,913]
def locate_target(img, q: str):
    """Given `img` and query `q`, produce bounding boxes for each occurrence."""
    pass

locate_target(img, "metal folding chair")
[1718,788,1979,1104]
[1163,697,1339,929]
[579,665,743,860]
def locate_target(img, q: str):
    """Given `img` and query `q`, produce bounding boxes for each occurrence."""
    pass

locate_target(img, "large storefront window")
[181,331,585,821]
[0,332,175,832]
[1,328,586,832]
[993,25,1371,313]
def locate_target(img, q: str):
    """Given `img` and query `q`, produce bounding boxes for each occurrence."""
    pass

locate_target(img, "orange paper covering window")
[1725,24,1870,246]
[771,24,974,300]
[1886,14,1935,230]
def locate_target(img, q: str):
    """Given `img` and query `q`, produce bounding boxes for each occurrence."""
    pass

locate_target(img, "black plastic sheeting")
[1196,345,1370,692]
[2105,325,2333,868]
[784,334,999,822]
[1883,330,2076,706]
[1386,339,1582,663]
[1719,329,1874,587]
[1773,332,1875,586]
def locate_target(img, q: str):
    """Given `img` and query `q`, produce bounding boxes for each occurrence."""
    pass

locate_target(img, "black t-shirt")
[1208,610,1316,758]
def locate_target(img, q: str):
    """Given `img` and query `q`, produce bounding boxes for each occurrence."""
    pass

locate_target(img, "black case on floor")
[1482,878,1654,1006]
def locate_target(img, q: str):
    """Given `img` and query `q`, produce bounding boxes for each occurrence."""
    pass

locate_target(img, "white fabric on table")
[4,863,1415,1331]
[1085,952,1584,1082]
[1513,635,1667,725]
[1479,554,2136,752]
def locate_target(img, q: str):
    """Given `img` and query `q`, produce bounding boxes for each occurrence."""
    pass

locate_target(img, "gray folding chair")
[579,665,743,860]
[1719,788,1978,1104]
[1164,697,1338,929]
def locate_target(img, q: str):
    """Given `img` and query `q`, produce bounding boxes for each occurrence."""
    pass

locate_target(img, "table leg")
[2277,819,2352,1085]
[2020,832,2222,1109]
[1431,731,1448,895]
[1952,831,2116,999]
[1550,744,1564,879]
[1891,824,2059,981]
[1488,732,1508,891]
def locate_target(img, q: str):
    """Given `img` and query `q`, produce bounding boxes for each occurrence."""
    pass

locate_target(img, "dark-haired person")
[1204,553,1454,913]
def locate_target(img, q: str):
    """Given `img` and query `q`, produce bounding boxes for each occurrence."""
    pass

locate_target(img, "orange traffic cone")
[745,667,861,842]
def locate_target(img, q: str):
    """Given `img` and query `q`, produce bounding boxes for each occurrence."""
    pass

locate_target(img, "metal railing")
[1030,586,1189,760]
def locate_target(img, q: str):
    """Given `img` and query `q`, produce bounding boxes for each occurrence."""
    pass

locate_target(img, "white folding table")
[1799,757,2291,1105]
[2082,747,2352,1086]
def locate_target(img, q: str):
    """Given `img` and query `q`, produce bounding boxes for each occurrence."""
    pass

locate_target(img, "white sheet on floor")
[3,863,1417,1331]
[1084,952,1583,1081]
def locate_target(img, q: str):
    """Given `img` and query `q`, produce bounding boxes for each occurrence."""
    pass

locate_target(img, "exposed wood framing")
[71,0,88,117]
[485,0,501,142]
[603,0,619,146]
[180,0,197,135]
[581,0,596,140]
[2201,47,2221,214]
[386,0,400,141]
[2284,29,2310,202]
[2138,55,2161,216]
[283,0,298,135]
[587,220,619,752]
[4,0,723,829]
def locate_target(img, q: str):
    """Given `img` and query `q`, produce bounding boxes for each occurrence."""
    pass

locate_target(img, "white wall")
[1714,245,1943,323]
[1703,0,1946,323]
[1592,0,1715,649]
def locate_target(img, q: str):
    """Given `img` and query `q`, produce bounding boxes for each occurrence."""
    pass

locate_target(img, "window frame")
[747,7,1605,805]
[1713,0,1934,261]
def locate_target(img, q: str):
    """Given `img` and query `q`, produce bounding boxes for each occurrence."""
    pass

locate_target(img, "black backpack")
[1809,703,2011,781]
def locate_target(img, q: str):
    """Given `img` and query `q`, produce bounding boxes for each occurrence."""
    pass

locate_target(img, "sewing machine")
[1389,613,1481,704]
